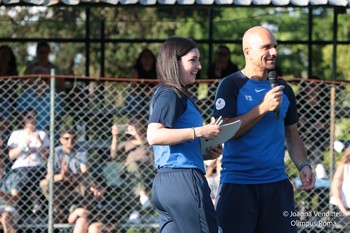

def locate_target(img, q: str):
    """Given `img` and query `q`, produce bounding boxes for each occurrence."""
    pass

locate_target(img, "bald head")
[242,26,276,51]
[241,26,278,73]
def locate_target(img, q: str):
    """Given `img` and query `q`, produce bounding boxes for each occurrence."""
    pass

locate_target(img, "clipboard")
[200,120,241,155]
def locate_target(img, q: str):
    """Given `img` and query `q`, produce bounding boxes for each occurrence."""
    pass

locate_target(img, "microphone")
[268,70,280,119]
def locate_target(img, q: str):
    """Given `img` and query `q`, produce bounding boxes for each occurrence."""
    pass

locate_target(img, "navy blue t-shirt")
[149,85,206,174]
[213,71,299,184]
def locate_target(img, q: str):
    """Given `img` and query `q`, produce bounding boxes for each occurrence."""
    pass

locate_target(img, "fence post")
[329,84,336,213]
[48,69,56,233]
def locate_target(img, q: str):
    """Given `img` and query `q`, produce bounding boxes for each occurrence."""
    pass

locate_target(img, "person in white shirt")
[331,146,350,231]
[2,109,49,216]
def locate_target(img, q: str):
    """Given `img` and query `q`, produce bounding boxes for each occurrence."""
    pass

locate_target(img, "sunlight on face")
[178,48,202,86]
[249,31,278,71]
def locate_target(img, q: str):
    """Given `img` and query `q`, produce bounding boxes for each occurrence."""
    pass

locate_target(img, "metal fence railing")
[0,75,349,232]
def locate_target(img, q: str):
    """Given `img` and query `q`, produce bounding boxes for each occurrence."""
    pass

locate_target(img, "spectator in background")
[205,155,222,204]
[16,77,62,132]
[0,136,18,233]
[24,41,64,93]
[207,45,239,79]
[0,45,18,76]
[67,176,119,233]
[40,128,89,220]
[125,48,158,116]
[0,193,17,233]
[4,109,49,216]
[330,146,350,231]
[0,45,19,124]
[110,117,154,221]
[130,48,157,80]
[296,77,330,179]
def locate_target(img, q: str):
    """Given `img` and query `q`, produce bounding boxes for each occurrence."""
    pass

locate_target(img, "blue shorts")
[216,179,297,233]
[0,166,45,193]
[152,168,218,233]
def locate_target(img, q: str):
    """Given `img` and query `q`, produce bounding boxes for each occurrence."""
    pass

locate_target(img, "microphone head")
[268,70,278,84]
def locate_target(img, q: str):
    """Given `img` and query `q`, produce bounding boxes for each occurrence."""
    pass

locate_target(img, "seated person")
[207,45,239,79]
[3,109,49,216]
[110,117,155,218]
[205,155,222,204]
[40,129,89,220]
[130,48,157,80]
[0,136,18,233]
[0,189,17,233]
[67,176,119,233]
[24,41,64,93]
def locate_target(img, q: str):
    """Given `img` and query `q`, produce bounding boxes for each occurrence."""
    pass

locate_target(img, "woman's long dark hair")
[0,45,18,76]
[156,36,198,99]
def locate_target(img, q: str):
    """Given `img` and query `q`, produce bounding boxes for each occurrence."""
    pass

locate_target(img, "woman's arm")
[147,118,221,146]
[331,163,350,215]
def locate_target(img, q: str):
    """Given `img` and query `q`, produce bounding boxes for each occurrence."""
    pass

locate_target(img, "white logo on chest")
[245,95,253,101]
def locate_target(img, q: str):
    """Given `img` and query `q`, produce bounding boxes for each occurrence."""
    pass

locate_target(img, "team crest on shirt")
[215,98,225,110]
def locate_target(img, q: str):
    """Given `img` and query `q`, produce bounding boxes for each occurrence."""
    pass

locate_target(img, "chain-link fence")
[0,75,349,232]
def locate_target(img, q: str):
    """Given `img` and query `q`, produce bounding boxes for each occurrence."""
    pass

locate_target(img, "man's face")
[90,186,105,199]
[36,45,50,63]
[247,30,278,71]
[60,133,75,150]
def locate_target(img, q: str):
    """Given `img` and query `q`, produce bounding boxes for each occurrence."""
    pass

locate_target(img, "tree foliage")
[0,6,349,80]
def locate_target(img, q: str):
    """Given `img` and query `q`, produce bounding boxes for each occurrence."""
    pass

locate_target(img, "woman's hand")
[111,124,119,136]
[200,117,221,140]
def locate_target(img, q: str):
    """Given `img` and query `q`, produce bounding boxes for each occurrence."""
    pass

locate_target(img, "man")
[40,129,89,219]
[213,26,315,233]
[24,41,64,92]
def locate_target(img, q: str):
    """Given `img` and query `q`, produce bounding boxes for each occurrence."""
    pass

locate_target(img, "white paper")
[200,120,241,155]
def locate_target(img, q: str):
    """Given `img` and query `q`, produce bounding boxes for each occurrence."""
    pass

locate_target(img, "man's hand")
[204,144,222,160]
[299,166,315,190]
[262,85,284,112]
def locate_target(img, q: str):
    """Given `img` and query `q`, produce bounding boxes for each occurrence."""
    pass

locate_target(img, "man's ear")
[243,47,250,58]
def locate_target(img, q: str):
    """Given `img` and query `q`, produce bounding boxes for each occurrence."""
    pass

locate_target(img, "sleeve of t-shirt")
[40,131,50,147]
[213,76,240,118]
[283,82,299,126]
[7,131,19,149]
[149,88,186,128]
[79,151,89,165]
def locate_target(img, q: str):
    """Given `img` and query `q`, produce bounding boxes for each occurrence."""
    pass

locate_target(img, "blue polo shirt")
[149,85,205,174]
[213,71,299,184]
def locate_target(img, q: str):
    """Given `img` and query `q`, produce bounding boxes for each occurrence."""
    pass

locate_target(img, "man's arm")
[223,86,284,138]
[285,123,315,190]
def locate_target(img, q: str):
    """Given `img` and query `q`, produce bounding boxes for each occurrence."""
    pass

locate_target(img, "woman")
[0,45,18,76]
[331,146,350,214]
[110,117,154,214]
[130,48,157,79]
[331,146,350,230]
[147,36,221,233]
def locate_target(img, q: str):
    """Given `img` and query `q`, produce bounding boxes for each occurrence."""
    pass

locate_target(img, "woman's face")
[178,48,202,86]
[0,47,12,64]
[140,51,155,69]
